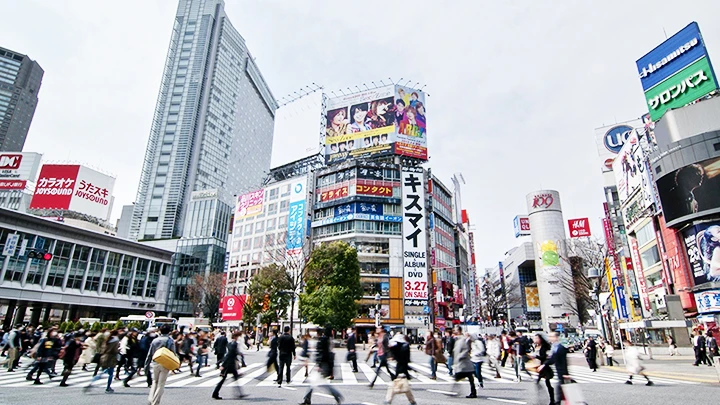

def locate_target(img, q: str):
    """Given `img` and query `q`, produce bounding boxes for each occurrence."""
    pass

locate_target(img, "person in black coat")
[212,331,247,400]
[277,326,296,385]
[585,338,598,372]
[214,332,228,369]
[544,332,571,405]
[267,329,279,374]
[534,334,556,405]
[59,332,83,387]
[346,327,358,373]
[300,326,343,405]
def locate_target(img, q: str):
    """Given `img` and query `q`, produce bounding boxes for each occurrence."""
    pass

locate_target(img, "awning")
[618,320,692,329]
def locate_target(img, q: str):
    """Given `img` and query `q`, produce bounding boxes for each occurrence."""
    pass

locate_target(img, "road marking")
[361,403,378,405]
[487,398,526,404]
[340,363,357,385]
[427,389,457,395]
[281,385,297,391]
[317,393,335,399]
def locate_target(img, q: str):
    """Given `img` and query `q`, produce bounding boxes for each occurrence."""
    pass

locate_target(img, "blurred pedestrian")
[147,325,177,404]
[59,332,83,387]
[451,328,478,398]
[299,326,343,405]
[84,329,120,393]
[624,339,653,386]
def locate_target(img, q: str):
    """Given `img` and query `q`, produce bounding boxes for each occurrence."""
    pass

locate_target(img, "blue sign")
[286,180,307,254]
[616,286,629,319]
[334,202,383,217]
[636,22,711,91]
[603,125,633,154]
[311,213,402,228]
[423,306,431,314]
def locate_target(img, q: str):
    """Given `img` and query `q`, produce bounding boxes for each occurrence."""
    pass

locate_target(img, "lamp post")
[374,293,382,328]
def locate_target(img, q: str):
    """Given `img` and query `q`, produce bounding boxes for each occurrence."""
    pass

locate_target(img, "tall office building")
[0,47,43,151]
[130,0,277,242]
[130,0,277,314]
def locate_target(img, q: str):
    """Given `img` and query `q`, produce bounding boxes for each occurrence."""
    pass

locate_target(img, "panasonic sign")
[638,37,699,79]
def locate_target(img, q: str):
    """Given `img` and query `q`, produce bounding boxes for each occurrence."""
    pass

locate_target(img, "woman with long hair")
[699,225,720,281]
[533,334,556,405]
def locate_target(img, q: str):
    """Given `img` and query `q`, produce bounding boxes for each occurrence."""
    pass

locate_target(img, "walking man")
[451,327,478,398]
[300,326,343,405]
[693,331,711,366]
[146,325,176,404]
[125,329,156,387]
[214,331,228,369]
[486,334,502,379]
[213,331,248,400]
[5,325,21,372]
[26,327,61,384]
[444,329,455,376]
[346,327,358,373]
[545,332,571,405]
[59,332,83,387]
[277,326,296,386]
[385,332,417,405]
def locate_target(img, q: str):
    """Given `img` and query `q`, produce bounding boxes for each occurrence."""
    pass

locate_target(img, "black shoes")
[123,382,131,387]
[466,394,478,398]
[646,381,654,386]
[59,383,69,387]
[212,395,223,400]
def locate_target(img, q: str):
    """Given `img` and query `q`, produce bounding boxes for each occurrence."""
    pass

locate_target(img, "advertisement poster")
[221,295,246,321]
[236,189,264,219]
[401,167,428,307]
[0,152,41,190]
[524,286,540,312]
[682,220,720,285]
[355,181,393,197]
[657,156,720,224]
[694,290,720,313]
[567,218,591,238]
[29,164,115,220]
[286,178,307,257]
[319,184,349,202]
[323,85,427,163]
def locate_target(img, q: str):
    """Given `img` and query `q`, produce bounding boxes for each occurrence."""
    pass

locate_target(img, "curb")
[602,366,719,384]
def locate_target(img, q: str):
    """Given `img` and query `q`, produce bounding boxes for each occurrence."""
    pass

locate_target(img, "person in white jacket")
[470,334,486,388]
[624,340,653,386]
[485,334,502,379]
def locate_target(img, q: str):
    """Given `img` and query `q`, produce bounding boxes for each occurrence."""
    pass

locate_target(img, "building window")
[117,256,134,295]
[102,252,121,293]
[255,221,264,233]
[280,200,289,212]
[85,249,106,293]
[266,218,276,230]
[47,241,73,287]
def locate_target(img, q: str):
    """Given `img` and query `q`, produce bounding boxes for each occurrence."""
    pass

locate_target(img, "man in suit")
[214,332,228,369]
[212,331,247,400]
[346,328,358,373]
[277,326,296,385]
[546,332,570,404]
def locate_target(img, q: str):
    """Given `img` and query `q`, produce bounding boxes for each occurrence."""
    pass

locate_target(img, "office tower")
[0,46,43,151]
[130,0,277,314]
[130,0,277,242]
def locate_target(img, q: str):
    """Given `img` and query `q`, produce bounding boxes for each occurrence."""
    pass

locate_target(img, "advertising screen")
[682,220,720,285]
[236,189,264,219]
[29,164,115,220]
[323,85,427,164]
[656,156,720,225]
[401,167,428,307]
[694,289,720,313]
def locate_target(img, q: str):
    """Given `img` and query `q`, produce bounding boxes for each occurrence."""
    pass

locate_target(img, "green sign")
[644,56,718,121]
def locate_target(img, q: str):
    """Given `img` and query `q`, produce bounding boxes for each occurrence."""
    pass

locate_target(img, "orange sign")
[320,185,349,202]
[356,184,393,197]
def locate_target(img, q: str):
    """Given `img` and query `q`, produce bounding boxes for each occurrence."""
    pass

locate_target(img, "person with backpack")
[59,332,83,387]
[146,325,177,404]
[4,325,21,372]
[125,329,155,387]
[299,326,343,405]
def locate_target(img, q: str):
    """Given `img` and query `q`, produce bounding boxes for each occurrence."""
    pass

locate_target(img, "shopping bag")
[152,347,180,370]
[561,383,587,405]
[392,377,410,394]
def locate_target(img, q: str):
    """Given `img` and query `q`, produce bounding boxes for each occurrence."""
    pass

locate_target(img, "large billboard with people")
[324,84,427,164]
[682,221,720,286]
[656,155,720,224]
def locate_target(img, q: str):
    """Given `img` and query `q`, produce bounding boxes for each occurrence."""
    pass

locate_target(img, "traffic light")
[27,250,53,261]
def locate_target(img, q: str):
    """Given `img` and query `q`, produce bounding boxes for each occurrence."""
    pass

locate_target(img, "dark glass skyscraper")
[0,46,43,151]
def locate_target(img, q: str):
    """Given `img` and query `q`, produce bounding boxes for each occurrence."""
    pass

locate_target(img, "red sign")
[355,181,393,197]
[29,165,81,210]
[519,217,530,231]
[568,218,591,237]
[629,237,652,313]
[531,193,554,209]
[221,295,246,321]
[0,154,22,170]
[319,185,349,202]
[0,180,26,190]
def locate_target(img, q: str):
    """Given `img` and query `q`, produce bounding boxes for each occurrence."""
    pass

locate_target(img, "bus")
[119,315,178,331]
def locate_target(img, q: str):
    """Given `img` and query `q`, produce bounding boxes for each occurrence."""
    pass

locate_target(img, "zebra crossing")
[0,361,698,389]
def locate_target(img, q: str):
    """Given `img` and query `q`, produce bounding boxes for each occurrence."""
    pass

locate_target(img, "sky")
[2,0,720,272]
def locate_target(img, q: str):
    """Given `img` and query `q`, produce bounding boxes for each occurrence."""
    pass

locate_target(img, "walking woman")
[451,328,478,398]
[470,334,486,389]
[534,334,556,405]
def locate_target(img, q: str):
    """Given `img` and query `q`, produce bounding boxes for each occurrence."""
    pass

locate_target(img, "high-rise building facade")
[129,0,277,315]
[130,0,277,242]
[0,47,43,151]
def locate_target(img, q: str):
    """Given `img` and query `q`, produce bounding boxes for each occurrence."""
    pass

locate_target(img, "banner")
[286,177,307,257]
[568,218,591,238]
[525,286,540,312]
[236,189,264,219]
[221,295,246,321]
[682,220,720,285]
[401,167,428,307]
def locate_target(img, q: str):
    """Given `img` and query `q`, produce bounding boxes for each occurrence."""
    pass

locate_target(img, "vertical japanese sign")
[629,236,652,314]
[2,233,19,256]
[286,177,307,257]
[402,167,428,307]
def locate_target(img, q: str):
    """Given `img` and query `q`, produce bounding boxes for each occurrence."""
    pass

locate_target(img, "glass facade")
[0,46,43,151]
[130,0,277,242]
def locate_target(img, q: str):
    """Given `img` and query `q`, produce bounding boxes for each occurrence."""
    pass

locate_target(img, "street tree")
[561,237,611,326]
[300,241,362,330]
[186,272,225,321]
[243,263,293,327]
[263,238,312,335]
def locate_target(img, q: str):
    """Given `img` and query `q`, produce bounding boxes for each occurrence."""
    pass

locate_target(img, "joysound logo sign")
[603,125,634,154]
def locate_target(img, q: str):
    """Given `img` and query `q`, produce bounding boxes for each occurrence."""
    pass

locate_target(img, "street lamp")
[374,293,382,327]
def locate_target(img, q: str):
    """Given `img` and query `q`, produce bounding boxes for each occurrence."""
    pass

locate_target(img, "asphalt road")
[1,347,717,405]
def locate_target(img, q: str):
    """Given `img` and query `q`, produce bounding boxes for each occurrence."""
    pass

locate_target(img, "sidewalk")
[596,352,720,384]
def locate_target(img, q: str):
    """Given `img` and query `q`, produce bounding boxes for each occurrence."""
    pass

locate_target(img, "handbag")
[561,382,587,405]
[346,352,357,361]
[525,358,541,373]
[392,377,410,394]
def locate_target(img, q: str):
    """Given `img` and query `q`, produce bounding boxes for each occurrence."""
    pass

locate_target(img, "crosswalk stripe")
[340,363,357,385]
[167,368,222,387]
[196,363,265,387]
[291,363,313,384]
[359,363,387,385]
